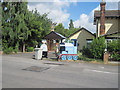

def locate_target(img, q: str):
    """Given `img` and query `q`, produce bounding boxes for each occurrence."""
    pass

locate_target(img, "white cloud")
[28,0,119,33]
[73,14,96,33]
[73,1,119,33]
[28,0,71,24]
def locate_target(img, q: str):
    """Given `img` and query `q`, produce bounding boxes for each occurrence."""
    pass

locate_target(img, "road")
[2,53,119,88]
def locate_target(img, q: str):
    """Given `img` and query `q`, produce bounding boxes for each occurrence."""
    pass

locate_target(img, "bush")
[3,47,13,54]
[107,39,120,52]
[108,39,120,61]
[112,52,120,61]
[82,46,93,58]
[26,47,34,52]
[14,42,19,53]
[14,48,18,53]
[78,53,102,62]
[90,37,106,59]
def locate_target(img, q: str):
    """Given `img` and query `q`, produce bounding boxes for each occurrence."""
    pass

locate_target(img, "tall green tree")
[69,19,74,29]
[54,23,65,35]
[25,10,52,48]
[2,1,30,52]
[25,9,43,47]
[2,1,52,53]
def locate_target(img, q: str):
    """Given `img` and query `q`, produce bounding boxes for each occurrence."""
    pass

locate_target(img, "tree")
[54,23,64,35]
[2,2,31,52]
[25,10,52,48]
[25,9,43,47]
[39,13,52,38]
[69,19,74,29]
[2,1,52,53]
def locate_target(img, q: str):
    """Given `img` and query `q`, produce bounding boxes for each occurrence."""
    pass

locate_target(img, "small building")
[44,31,66,51]
[68,28,95,50]
[94,2,120,39]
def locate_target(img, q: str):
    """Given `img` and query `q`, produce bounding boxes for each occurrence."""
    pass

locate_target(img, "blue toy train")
[57,39,78,60]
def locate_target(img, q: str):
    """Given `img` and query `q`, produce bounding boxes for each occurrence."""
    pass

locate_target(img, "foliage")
[3,47,13,54]
[26,47,34,52]
[14,42,19,53]
[2,2,30,52]
[2,1,52,53]
[81,37,106,60]
[107,39,120,52]
[67,28,80,37]
[82,46,93,58]
[107,39,120,61]
[54,23,65,35]
[69,19,74,29]
[25,10,52,48]
[111,52,120,61]
[78,51,102,62]
[90,37,106,59]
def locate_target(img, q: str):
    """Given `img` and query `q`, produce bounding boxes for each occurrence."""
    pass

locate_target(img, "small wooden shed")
[44,31,66,51]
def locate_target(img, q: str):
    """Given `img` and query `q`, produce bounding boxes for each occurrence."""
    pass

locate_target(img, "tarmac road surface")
[2,53,119,88]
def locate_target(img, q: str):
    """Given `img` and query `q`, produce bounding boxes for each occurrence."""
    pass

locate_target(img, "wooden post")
[104,51,109,64]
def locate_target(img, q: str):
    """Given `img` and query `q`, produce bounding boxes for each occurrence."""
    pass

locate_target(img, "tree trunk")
[23,42,25,52]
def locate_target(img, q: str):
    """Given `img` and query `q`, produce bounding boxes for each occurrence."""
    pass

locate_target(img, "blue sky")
[28,0,119,33]
[67,2,99,20]
[64,2,100,30]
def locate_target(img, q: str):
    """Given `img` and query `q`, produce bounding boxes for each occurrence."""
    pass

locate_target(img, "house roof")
[100,31,120,39]
[44,31,66,40]
[94,10,120,23]
[102,31,120,36]
[67,27,95,38]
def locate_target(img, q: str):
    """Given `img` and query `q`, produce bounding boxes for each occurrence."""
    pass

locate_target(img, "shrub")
[112,52,120,61]
[107,39,120,61]
[107,39,120,52]
[90,37,106,59]
[26,47,34,52]
[82,46,93,58]
[14,42,19,53]
[3,47,13,54]
[78,53,102,62]
[14,48,18,53]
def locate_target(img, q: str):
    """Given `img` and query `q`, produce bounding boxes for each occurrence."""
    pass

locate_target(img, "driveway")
[2,52,119,88]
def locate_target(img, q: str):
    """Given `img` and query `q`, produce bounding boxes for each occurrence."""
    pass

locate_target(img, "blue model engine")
[58,39,78,60]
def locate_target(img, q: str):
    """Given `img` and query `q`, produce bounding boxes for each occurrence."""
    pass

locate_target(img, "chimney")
[100,0,106,35]
[51,23,54,31]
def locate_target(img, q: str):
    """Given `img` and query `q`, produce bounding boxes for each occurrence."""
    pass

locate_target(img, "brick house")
[94,1,120,40]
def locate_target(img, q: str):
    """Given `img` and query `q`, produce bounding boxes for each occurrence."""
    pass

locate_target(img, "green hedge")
[78,51,102,62]
[107,39,120,61]
[90,37,106,59]
[81,38,120,61]
[82,46,93,58]
[82,37,106,60]
[3,47,13,54]
[26,47,34,52]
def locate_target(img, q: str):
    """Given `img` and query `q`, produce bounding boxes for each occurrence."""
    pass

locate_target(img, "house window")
[86,40,93,48]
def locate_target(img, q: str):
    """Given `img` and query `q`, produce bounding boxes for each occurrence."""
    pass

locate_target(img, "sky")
[28,0,119,33]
